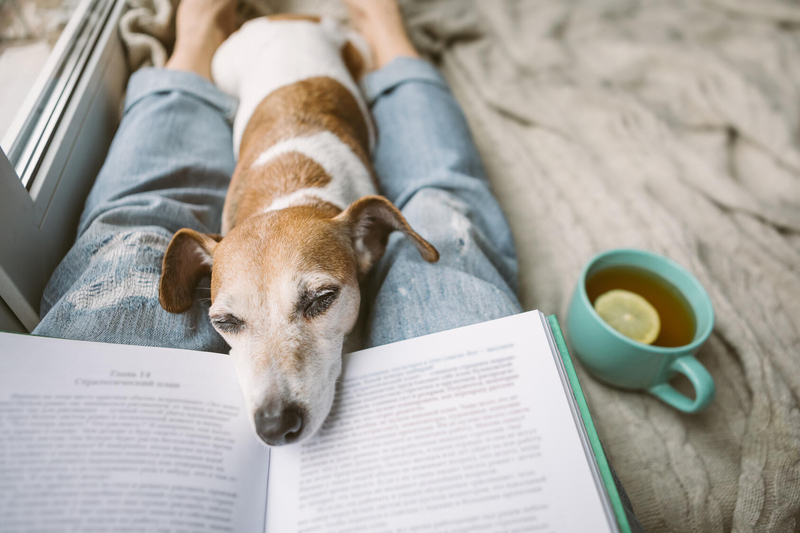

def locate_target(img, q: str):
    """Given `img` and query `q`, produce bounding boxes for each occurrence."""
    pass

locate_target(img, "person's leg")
[34,0,237,351]
[345,0,521,347]
[347,4,642,528]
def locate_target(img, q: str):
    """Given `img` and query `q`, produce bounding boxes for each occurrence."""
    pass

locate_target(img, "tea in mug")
[586,265,695,347]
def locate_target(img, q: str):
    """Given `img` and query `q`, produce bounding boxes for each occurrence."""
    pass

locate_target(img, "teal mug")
[567,249,715,413]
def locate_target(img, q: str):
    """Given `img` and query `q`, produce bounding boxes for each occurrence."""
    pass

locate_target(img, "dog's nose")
[254,403,304,446]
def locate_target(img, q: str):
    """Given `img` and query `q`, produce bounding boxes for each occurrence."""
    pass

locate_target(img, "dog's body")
[159,16,438,446]
[212,15,374,163]
[212,16,377,233]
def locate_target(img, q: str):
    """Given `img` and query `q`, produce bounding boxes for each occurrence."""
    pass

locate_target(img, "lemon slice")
[594,289,661,345]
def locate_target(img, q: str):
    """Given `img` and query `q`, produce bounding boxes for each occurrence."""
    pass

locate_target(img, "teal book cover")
[548,314,633,533]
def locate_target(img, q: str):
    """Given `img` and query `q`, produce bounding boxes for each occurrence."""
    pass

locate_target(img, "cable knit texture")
[119,0,800,530]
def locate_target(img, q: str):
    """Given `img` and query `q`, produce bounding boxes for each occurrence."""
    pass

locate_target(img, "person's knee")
[363,188,522,343]
[364,260,521,347]
[36,224,225,352]
[396,189,485,259]
[41,225,172,315]
[390,188,518,292]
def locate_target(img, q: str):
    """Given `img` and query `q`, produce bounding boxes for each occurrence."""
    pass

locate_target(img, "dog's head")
[159,196,438,446]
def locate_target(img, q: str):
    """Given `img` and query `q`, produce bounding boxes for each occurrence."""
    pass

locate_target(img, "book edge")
[547,314,632,533]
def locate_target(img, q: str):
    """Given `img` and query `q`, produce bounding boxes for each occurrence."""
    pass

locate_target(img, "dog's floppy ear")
[159,229,222,313]
[337,195,439,275]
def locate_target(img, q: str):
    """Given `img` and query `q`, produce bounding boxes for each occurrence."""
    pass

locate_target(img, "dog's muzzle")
[255,401,305,446]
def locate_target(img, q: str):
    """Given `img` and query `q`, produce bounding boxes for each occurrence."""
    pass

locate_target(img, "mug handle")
[648,355,715,413]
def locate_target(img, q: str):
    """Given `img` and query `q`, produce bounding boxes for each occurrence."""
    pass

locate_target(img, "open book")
[0,311,630,532]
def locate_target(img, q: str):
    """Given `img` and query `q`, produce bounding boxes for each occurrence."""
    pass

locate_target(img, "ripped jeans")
[34,57,521,350]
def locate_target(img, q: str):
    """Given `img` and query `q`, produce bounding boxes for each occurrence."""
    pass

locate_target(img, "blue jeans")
[34,58,521,349]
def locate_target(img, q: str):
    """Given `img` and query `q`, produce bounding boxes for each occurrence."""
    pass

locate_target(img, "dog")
[158,15,439,446]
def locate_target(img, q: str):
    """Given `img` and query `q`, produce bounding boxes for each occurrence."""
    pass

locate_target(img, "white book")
[0,311,629,532]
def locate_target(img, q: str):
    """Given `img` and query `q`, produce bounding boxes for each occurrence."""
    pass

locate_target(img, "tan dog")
[158,15,438,446]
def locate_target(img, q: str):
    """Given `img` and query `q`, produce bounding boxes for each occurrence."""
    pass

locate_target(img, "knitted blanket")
[119,0,800,531]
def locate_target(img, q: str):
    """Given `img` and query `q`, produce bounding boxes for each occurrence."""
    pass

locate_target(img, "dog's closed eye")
[298,287,340,319]
[211,313,246,334]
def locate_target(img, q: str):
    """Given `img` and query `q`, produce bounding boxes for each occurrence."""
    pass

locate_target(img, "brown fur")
[224,76,373,231]
[336,196,440,275]
[208,196,438,304]
[230,152,333,227]
[341,41,366,81]
[211,206,358,302]
[159,230,221,313]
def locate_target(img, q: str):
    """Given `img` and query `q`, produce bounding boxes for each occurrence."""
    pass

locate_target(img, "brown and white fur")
[158,15,438,446]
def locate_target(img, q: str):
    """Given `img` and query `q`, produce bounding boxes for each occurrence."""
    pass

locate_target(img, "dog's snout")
[255,403,304,446]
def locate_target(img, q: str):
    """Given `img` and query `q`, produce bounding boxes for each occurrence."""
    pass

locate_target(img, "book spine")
[547,315,632,533]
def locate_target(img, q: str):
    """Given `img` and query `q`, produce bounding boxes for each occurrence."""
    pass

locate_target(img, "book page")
[266,311,615,533]
[0,333,270,532]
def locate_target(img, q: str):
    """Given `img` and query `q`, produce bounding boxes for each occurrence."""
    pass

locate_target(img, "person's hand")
[343,0,419,70]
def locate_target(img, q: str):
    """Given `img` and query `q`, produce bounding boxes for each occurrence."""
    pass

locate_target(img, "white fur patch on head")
[208,257,361,445]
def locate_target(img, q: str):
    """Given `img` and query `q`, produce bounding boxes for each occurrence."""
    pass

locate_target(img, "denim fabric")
[35,58,522,349]
[34,69,235,351]
[360,58,521,346]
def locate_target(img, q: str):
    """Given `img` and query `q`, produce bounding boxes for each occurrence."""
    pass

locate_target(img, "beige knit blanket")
[120,0,800,530]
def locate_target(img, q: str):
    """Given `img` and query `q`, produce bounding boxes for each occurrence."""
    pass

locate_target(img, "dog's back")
[211,15,376,234]
[212,15,373,158]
